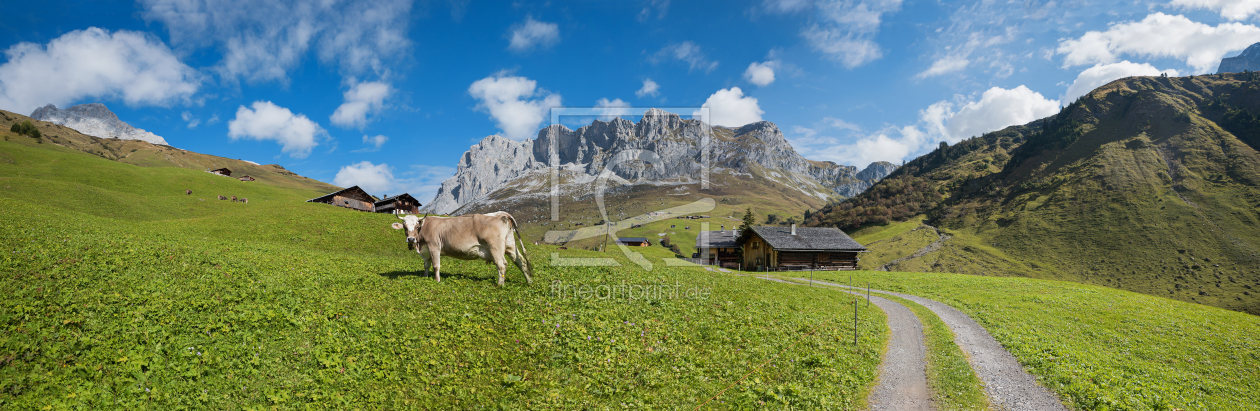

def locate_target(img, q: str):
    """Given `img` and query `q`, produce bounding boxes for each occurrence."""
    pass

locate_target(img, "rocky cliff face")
[30,103,169,146]
[422,109,896,214]
[1217,42,1260,74]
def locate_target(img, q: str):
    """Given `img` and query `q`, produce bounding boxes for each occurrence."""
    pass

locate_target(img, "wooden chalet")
[307,186,378,212]
[696,230,741,268]
[209,168,232,177]
[374,193,422,214]
[617,237,651,247]
[741,225,866,271]
[238,175,256,182]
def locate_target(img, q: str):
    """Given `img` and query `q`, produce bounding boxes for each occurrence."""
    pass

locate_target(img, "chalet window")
[752,241,759,249]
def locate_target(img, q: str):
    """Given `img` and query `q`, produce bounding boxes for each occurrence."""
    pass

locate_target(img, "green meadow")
[0,136,887,409]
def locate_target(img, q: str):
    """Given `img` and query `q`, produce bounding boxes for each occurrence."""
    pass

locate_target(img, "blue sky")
[2,0,1258,202]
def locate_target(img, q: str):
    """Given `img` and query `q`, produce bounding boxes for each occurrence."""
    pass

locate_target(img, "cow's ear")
[391,223,404,230]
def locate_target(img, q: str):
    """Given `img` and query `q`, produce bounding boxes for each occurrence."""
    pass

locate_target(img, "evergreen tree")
[736,208,756,244]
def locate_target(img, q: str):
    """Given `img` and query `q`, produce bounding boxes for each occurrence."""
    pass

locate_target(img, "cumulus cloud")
[636,78,661,98]
[791,85,1057,166]
[352,134,389,153]
[468,73,562,140]
[1171,0,1260,21]
[801,0,903,68]
[594,98,633,120]
[1063,61,1178,102]
[925,86,1059,142]
[696,87,763,127]
[0,27,201,115]
[330,81,391,128]
[653,41,719,73]
[139,0,411,83]
[744,61,778,86]
[1057,13,1260,73]
[333,161,394,195]
[227,101,325,158]
[915,55,970,79]
[508,16,560,53]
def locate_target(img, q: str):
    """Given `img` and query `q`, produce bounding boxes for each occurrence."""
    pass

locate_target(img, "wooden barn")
[307,186,378,212]
[741,225,866,271]
[238,175,256,182]
[374,193,422,214]
[209,168,232,177]
[695,229,742,268]
[617,237,651,247]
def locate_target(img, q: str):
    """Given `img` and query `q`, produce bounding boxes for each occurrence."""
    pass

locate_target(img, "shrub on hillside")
[10,121,41,139]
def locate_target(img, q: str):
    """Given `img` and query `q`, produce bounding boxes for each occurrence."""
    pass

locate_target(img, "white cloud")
[227,101,325,158]
[696,87,764,127]
[915,55,970,79]
[926,86,1059,142]
[1171,0,1260,21]
[793,125,927,168]
[402,165,458,204]
[1063,61,1178,102]
[763,0,812,14]
[653,41,719,73]
[508,16,560,53]
[0,27,201,115]
[182,111,200,128]
[360,134,389,151]
[330,81,391,128]
[468,72,562,141]
[139,0,411,83]
[1057,12,1260,73]
[636,78,661,98]
[824,116,860,131]
[207,113,220,125]
[638,0,671,21]
[801,0,904,68]
[594,98,633,120]
[333,161,394,195]
[744,61,778,86]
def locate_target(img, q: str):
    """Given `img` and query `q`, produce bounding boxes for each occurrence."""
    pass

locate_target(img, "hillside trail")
[756,276,936,411]
[879,225,951,271]
[794,279,1068,411]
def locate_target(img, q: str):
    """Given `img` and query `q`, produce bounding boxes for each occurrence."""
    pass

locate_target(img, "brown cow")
[231,195,238,202]
[241,198,248,204]
[218,195,227,200]
[390,211,533,286]
[185,189,192,195]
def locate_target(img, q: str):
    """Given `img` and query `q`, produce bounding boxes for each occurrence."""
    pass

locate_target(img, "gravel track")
[795,278,1068,411]
[758,277,935,410]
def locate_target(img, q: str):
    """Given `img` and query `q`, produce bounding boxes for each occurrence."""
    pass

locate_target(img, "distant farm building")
[209,168,232,177]
[741,225,866,271]
[696,229,741,268]
[238,175,255,182]
[307,186,378,212]
[374,193,422,214]
[617,237,651,247]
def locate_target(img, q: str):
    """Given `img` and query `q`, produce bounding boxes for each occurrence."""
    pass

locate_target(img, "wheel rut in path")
[757,276,935,411]
[795,278,1068,411]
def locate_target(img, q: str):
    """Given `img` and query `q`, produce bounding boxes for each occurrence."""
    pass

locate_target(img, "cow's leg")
[489,243,508,287]
[505,240,532,284]
[427,245,443,282]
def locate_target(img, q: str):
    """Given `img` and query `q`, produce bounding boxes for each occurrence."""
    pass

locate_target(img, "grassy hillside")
[0,110,337,194]
[784,270,1260,411]
[809,73,1260,314]
[0,135,888,408]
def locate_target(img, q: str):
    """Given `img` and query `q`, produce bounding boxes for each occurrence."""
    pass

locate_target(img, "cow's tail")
[505,214,533,274]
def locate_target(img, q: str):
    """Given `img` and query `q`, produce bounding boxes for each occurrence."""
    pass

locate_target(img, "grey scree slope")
[757,277,935,410]
[796,279,1068,411]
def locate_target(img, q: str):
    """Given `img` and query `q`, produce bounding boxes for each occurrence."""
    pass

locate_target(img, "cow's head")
[390,214,425,250]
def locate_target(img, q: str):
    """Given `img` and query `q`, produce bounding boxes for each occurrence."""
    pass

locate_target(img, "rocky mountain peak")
[30,103,169,146]
[1217,42,1260,74]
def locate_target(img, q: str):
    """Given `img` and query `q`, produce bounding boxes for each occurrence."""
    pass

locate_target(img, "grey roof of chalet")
[750,226,866,251]
[374,193,421,207]
[617,237,650,243]
[307,185,378,203]
[696,230,739,248]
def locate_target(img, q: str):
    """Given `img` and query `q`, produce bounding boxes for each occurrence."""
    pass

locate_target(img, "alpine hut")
[740,224,865,271]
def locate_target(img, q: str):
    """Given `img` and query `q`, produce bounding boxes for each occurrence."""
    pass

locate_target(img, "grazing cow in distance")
[218,195,227,200]
[185,189,192,195]
[390,211,533,286]
[231,195,238,202]
[241,198,248,204]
